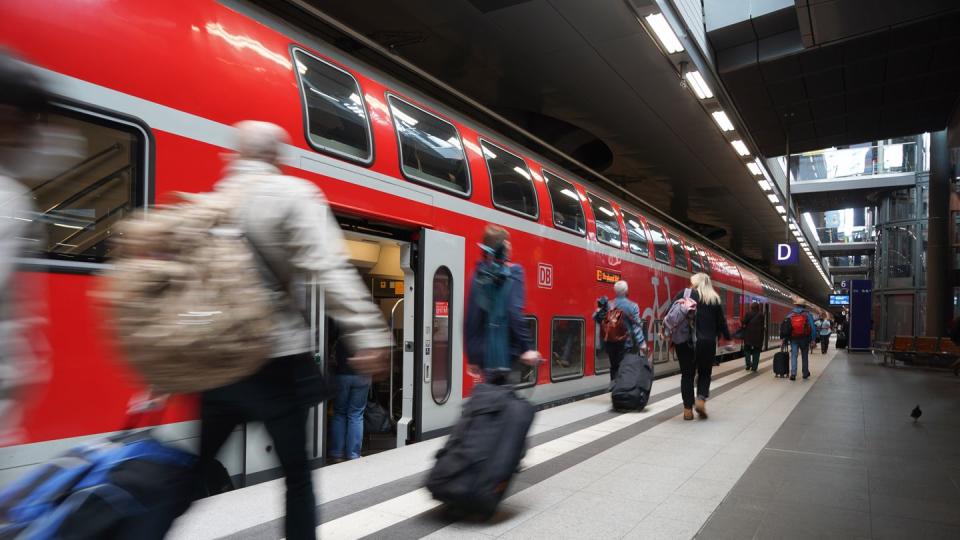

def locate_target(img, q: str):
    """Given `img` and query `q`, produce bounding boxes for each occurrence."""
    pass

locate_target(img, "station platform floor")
[168,341,960,539]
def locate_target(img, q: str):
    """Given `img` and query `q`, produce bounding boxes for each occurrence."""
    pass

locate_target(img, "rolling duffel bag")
[426,383,535,519]
[610,353,654,411]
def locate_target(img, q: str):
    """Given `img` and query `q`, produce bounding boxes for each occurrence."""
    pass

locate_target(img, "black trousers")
[820,336,830,354]
[675,339,716,408]
[604,341,627,381]
[199,353,317,540]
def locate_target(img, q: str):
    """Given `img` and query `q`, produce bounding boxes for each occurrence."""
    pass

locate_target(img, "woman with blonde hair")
[672,272,730,420]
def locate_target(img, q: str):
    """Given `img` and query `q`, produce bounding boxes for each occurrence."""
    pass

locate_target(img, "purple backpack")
[663,289,697,345]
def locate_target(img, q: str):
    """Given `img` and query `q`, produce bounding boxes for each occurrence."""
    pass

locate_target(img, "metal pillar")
[926,129,950,336]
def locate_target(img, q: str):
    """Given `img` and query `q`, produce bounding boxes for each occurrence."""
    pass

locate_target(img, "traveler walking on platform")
[785,300,816,381]
[741,302,764,372]
[594,280,645,380]
[465,225,541,385]
[195,121,391,540]
[818,316,832,354]
[670,273,730,420]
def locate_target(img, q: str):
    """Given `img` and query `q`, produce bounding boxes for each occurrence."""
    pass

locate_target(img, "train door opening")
[322,231,413,458]
[413,228,465,441]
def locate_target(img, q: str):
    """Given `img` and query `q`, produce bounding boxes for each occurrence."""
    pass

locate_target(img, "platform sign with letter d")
[775,242,799,265]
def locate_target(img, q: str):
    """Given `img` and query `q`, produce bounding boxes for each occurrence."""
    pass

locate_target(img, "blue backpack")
[0,433,196,539]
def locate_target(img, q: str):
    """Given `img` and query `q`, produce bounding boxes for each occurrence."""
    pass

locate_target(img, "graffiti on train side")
[641,274,675,338]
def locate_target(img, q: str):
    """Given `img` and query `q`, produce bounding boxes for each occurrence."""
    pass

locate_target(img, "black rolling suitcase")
[610,353,654,411]
[426,383,535,519]
[836,331,848,349]
[773,343,790,378]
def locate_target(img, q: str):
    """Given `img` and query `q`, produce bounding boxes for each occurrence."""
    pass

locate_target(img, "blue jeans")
[790,340,811,377]
[329,374,370,460]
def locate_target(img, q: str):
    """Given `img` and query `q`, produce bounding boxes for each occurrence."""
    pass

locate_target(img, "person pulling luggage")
[464,224,541,384]
[429,225,540,519]
[593,280,645,381]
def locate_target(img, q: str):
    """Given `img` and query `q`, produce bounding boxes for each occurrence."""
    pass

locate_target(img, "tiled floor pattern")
[697,348,960,540]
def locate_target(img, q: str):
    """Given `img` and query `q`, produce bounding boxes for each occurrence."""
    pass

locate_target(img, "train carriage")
[0,0,818,487]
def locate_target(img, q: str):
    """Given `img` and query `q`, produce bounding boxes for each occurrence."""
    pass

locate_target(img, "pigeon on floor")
[911,405,922,423]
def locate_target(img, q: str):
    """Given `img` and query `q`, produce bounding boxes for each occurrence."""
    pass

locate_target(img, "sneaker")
[745,366,751,371]
[694,399,708,419]
[789,375,796,381]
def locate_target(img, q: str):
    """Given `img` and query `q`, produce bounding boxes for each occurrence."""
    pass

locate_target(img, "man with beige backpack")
[101,121,391,539]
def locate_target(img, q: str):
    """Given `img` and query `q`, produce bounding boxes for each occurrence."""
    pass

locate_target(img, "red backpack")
[789,312,810,339]
[601,308,630,343]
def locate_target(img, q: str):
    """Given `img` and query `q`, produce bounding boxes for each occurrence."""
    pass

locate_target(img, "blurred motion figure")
[0,50,53,446]
[190,121,392,539]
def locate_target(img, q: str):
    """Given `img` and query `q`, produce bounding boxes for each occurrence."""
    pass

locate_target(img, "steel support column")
[926,129,950,336]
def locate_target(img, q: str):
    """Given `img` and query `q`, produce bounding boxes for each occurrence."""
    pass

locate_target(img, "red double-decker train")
[0,0,816,485]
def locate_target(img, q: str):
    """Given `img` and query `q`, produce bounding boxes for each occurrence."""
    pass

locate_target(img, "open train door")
[413,228,465,440]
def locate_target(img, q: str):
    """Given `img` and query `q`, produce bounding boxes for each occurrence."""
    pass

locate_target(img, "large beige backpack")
[97,188,275,393]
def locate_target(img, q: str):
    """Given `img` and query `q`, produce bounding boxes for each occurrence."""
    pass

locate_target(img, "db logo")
[537,263,553,289]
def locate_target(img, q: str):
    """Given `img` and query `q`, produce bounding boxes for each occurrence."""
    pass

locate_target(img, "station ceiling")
[710,0,960,157]
[272,0,835,300]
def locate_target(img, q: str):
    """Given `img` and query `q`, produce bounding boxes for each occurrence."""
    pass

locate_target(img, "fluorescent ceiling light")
[684,71,713,99]
[746,162,762,176]
[482,147,497,159]
[776,205,786,214]
[731,139,750,156]
[599,206,615,217]
[644,13,684,54]
[767,194,779,204]
[780,215,787,222]
[560,188,579,201]
[758,180,772,191]
[711,110,734,131]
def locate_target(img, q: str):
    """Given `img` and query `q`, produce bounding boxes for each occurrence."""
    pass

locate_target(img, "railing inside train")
[389,297,404,421]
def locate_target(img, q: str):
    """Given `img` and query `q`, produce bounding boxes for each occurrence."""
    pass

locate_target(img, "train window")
[508,317,539,387]
[481,140,538,219]
[649,225,670,264]
[23,107,147,263]
[670,236,689,270]
[587,193,621,248]
[733,293,742,318]
[687,243,703,273]
[698,248,712,274]
[551,318,584,381]
[543,170,586,235]
[622,211,649,257]
[387,95,470,195]
[431,266,453,404]
[293,49,372,164]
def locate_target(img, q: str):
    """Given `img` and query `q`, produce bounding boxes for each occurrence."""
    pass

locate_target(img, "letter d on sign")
[775,242,799,265]
[778,244,791,261]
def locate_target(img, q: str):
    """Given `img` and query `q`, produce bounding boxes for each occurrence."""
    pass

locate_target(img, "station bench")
[877,336,960,374]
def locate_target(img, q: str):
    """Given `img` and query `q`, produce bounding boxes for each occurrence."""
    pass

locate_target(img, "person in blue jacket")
[465,225,541,385]
[785,299,817,381]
